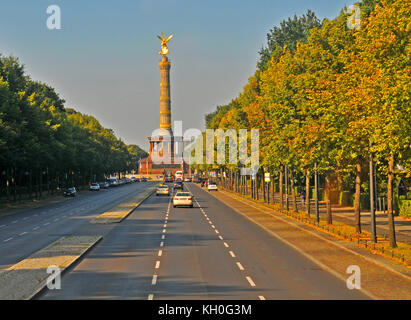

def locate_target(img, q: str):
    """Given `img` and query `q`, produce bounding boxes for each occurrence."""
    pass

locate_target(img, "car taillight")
[174,197,179,200]
[188,197,192,200]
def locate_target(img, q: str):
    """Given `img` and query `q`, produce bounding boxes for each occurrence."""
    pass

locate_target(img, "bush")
[339,191,353,206]
[399,200,411,218]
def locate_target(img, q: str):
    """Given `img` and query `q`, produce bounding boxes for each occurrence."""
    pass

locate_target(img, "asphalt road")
[38,183,368,300]
[0,182,155,271]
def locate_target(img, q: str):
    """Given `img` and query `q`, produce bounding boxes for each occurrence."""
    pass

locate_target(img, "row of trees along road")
[0,55,147,203]
[194,0,410,248]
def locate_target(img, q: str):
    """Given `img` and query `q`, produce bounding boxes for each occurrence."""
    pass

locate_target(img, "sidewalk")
[205,187,411,300]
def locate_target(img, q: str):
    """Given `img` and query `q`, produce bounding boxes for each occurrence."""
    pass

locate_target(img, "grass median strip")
[90,186,157,224]
[0,235,102,300]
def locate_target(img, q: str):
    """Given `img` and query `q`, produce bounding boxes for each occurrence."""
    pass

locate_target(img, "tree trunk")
[306,170,311,217]
[387,154,397,248]
[290,169,297,212]
[279,166,284,209]
[325,174,333,224]
[354,162,362,233]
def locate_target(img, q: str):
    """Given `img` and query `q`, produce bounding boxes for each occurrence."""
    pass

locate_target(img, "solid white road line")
[236,262,245,271]
[229,251,236,258]
[246,276,256,287]
[152,275,158,285]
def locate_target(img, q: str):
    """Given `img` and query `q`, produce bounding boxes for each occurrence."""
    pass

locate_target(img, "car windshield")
[92,183,99,186]
[176,193,190,197]
[159,186,168,189]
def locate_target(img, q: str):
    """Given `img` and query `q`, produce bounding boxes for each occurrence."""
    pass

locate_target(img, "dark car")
[141,177,147,182]
[99,181,110,189]
[63,187,76,197]
[173,181,184,190]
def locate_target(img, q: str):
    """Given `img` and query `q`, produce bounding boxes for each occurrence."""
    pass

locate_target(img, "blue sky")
[0,0,354,149]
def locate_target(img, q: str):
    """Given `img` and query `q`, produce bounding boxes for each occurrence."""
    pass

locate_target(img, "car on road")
[141,177,147,182]
[89,183,100,191]
[184,177,192,182]
[173,181,184,190]
[164,176,173,183]
[173,192,193,208]
[130,177,138,183]
[156,185,170,196]
[207,182,218,191]
[98,181,110,189]
[63,187,76,197]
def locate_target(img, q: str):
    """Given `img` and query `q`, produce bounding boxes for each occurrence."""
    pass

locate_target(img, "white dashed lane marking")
[229,251,236,258]
[155,261,160,269]
[236,262,245,271]
[148,294,154,300]
[246,276,256,287]
[3,238,13,242]
[19,232,27,236]
[259,296,266,300]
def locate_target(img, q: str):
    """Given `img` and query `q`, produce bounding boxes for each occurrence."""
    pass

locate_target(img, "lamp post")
[315,163,319,223]
[369,148,377,243]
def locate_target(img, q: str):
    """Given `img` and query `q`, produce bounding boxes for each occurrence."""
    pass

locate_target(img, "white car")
[89,183,100,191]
[207,183,218,191]
[173,192,193,208]
[156,185,170,196]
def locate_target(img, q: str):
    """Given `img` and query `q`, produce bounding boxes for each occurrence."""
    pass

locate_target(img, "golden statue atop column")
[157,32,173,134]
[138,33,190,177]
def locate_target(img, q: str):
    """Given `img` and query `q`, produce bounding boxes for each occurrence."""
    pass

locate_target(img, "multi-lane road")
[3,182,366,300]
[0,182,156,272]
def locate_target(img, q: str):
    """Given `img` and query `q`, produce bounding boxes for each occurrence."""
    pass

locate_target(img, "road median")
[0,235,102,300]
[90,186,157,224]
